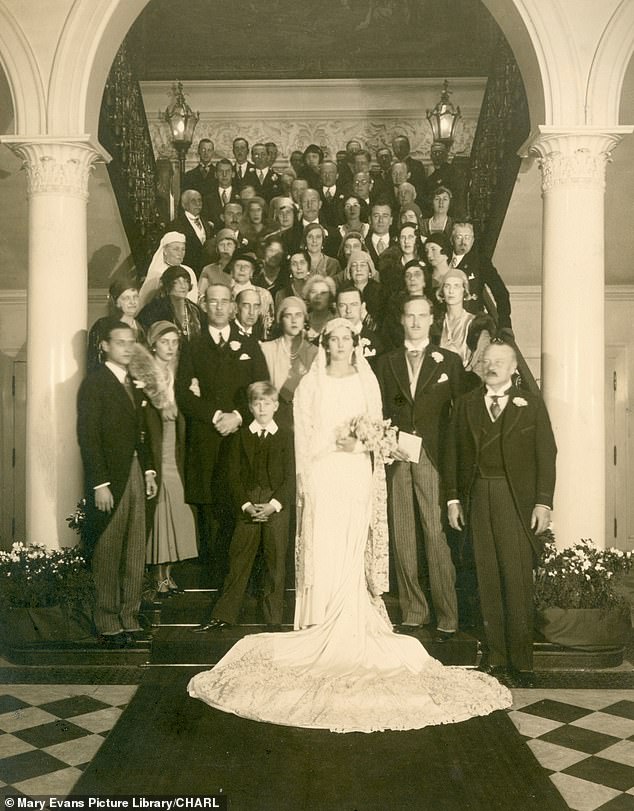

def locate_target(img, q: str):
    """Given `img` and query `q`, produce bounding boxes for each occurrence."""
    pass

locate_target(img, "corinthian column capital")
[521,126,633,194]
[2,137,107,200]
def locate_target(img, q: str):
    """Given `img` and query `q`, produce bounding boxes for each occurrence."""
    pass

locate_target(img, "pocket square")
[239,353,251,360]
[437,373,449,383]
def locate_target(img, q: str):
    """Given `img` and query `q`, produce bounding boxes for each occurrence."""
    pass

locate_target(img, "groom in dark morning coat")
[445,342,556,679]
[175,280,268,587]
[377,296,464,641]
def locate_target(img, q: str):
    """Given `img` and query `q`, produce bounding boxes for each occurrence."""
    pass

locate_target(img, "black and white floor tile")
[0,685,136,797]
[1,683,634,808]
[510,690,634,810]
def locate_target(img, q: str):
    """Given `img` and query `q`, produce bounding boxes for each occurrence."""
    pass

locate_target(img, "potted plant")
[534,532,633,650]
[0,541,95,643]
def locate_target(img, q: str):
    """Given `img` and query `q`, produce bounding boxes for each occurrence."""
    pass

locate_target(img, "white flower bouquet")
[336,414,398,464]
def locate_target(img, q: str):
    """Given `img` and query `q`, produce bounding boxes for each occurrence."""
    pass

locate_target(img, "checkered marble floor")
[0,685,137,797]
[510,690,634,810]
[0,683,633,808]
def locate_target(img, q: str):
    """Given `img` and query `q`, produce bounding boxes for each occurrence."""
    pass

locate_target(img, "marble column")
[5,138,103,548]
[528,127,631,549]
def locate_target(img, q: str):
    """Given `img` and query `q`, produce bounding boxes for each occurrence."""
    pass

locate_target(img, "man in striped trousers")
[377,296,464,641]
[77,319,157,648]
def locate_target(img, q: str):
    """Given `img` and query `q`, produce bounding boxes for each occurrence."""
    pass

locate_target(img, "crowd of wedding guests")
[78,133,554,686]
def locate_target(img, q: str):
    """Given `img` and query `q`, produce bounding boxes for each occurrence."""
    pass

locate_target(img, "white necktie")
[451,255,460,268]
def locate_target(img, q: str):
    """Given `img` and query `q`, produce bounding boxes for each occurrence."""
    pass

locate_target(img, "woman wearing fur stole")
[129,320,198,596]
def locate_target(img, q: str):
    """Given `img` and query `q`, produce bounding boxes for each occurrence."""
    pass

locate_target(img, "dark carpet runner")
[72,667,567,810]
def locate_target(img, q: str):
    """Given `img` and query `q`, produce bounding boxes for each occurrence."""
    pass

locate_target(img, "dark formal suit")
[357,322,385,372]
[175,325,268,584]
[168,213,214,277]
[233,160,256,190]
[425,162,458,199]
[211,423,294,625]
[77,364,153,634]
[404,155,428,203]
[250,168,282,202]
[377,345,464,629]
[366,232,396,271]
[444,386,556,670]
[319,185,347,227]
[207,183,241,230]
[452,249,512,331]
[182,164,216,217]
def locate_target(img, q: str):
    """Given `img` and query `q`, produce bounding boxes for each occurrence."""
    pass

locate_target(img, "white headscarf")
[138,232,198,309]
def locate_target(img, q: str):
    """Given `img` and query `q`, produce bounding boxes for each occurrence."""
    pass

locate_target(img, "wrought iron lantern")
[164,81,199,183]
[426,80,461,147]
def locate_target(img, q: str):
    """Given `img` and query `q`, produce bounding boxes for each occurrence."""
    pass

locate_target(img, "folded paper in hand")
[398,431,422,463]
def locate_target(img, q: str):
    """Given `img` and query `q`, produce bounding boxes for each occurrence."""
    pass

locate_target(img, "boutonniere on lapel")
[133,379,145,389]
[436,373,449,384]
[394,394,407,406]
[239,353,252,361]
[229,340,242,352]
[270,172,279,181]
[512,397,528,407]
[141,399,147,408]
[431,351,444,364]
[364,347,376,357]
[468,273,475,280]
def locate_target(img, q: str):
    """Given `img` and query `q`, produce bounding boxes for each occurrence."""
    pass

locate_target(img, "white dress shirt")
[185,210,206,244]
[404,339,429,395]
[484,385,511,421]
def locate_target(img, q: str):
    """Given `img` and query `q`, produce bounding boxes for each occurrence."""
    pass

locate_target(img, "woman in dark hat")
[129,321,198,596]
[87,276,145,371]
[137,266,202,343]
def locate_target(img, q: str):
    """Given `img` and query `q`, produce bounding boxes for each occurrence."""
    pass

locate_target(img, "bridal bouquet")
[336,414,398,464]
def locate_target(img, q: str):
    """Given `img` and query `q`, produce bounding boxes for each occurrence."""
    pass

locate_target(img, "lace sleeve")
[356,354,390,597]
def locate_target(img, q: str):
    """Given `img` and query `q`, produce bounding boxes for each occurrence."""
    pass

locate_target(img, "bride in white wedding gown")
[188,319,511,733]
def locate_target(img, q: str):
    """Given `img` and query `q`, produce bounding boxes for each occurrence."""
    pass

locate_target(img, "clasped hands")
[245,503,276,523]
[213,411,241,436]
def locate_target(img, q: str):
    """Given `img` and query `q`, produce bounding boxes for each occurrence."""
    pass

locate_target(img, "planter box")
[0,604,94,644]
[536,606,632,651]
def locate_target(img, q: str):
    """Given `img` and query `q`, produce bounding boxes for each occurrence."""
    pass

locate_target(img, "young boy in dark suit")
[193,382,294,632]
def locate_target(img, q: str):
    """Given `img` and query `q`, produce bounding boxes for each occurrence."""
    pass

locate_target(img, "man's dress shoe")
[97,632,128,649]
[394,624,426,635]
[191,619,232,633]
[433,629,456,643]
[123,629,151,644]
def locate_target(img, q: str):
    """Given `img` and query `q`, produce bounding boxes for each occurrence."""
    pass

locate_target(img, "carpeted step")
[156,589,425,626]
[150,624,479,666]
[1,638,152,666]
